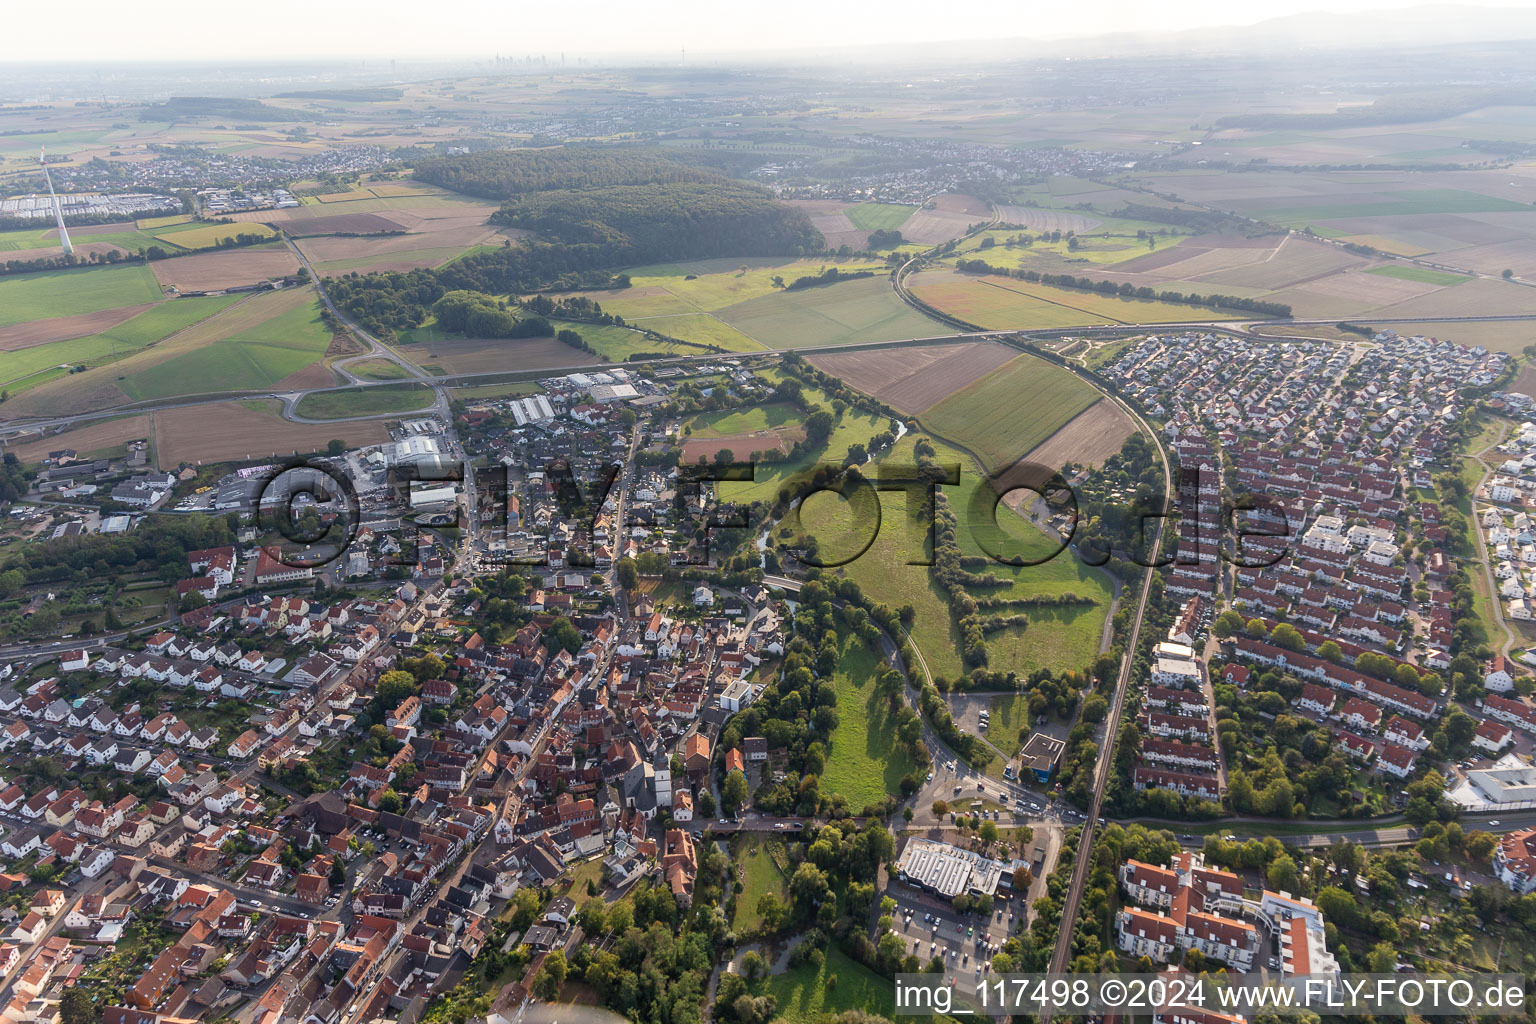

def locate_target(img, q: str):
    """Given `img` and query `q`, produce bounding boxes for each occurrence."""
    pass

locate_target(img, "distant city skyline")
[10,0,1536,62]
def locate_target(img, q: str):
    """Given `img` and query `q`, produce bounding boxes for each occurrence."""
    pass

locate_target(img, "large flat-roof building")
[894,837,1005,901]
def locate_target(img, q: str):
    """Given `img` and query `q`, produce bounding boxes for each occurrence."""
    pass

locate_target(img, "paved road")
[12,305,1536,439]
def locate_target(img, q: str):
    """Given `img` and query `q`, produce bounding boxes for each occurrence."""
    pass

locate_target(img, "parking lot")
[884,879,1023,992]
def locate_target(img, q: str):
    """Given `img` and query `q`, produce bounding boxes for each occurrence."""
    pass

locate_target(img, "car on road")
[926,771,934,782]
[1490,820,1501,826]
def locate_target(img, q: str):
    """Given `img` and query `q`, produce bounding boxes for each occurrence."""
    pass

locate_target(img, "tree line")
[953,257,1293,318]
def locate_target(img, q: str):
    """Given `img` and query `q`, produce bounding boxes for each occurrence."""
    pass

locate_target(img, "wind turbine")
[39,146,73,256]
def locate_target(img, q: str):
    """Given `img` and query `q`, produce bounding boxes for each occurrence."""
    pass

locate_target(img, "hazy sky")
[12,0,1536,60]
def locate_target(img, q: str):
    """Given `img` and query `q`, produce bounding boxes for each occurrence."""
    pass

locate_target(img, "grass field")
[792,433,1115,680]
[561,257,943,349]
[623,313,764,352]
[732,840,788,934]
[846,203,915,231]
[717,371,893,506]
[753,945,896,1024]
[922,353,1099,471]
[0,295,240,392]
[716,275,945,349]
[117,292,332,401]
[689,403,803,439]
[0,264,164,327]
[347,358,414,381]
[819,634,916,813]
[293,383,435,419]
[1365,264,1469,286]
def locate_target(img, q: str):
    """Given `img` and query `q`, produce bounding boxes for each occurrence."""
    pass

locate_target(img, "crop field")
[1272,272,1532,321]
[0,295,241,394]
[0,303,157,353]
[806,340,1016,414]
[715,275,945,349]
[293,384,435,419]
[785,200,865,250]
[569,258,885,321]
[150,245,302,292]
[1024,398,1138,472]
[819,634,915,814]
[161,223,279,249]
[898,204,982,246]
[908,270,1194,330]
[1232,189,1533,227]
[922,352,1099,471]
[992,205,1102,233]
[115,288,332,401]
[152,399,392,466]
[846,202,915,231]
[0,264,164,327]
[409,332,598,376]
[281,212,407,236]
[1365,264,1469,286]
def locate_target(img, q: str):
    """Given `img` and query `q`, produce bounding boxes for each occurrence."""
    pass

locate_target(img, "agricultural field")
[0,303,159,354]
[405,330,599,376]
[562,258,942,350]
[715,275,944,349]
[159,222,279,249]
[0,263,164,327]
[845,202,915,231]
[819,635,916,814]
[0,295,241,396]
[806,340,1016,415]
[293,383,435,419]
[922,353,1100,471]
[150,245,302,292]
[1365,264,1469,286]
[1019,399,1138,473]
[151,399,392,466]
[116,288,335,401]
[907,268,1221,329]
